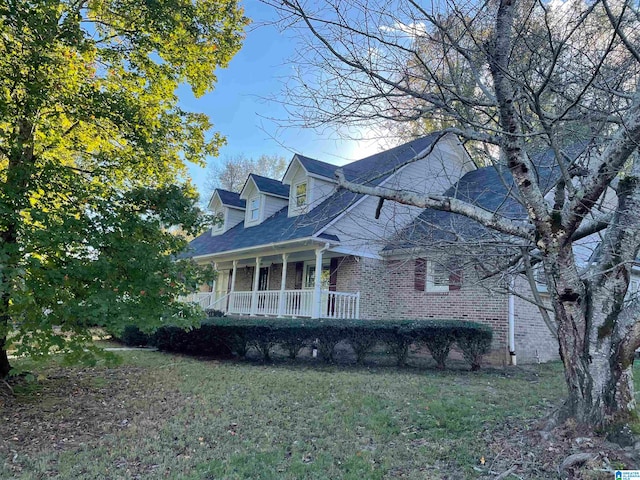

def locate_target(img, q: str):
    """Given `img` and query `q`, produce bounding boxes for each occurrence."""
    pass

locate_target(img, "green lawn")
[0,351,629,479]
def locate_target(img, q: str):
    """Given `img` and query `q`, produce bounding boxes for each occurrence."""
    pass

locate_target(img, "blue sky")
[179,0,384,201]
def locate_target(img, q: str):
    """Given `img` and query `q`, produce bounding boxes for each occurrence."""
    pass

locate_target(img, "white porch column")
[312,248,324,319]
[278,253,289,317]
[250,256,261,316]
[230,260,237,293]
[211,261,218,293]
[230,260,238,313]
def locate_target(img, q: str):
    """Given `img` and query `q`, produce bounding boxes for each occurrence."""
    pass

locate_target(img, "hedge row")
[117,317,493,371]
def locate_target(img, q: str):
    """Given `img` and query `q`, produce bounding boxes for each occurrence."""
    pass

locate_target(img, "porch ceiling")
[195,237,343,267]
[214,249,346,268]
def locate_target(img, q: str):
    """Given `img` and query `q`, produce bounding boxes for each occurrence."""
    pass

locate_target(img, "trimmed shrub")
[151,323,233,358]
[383,332,411,366]
[109,325,150,346]
[456,326,493,371]
[422,332,455,370]
[149,317,493,368]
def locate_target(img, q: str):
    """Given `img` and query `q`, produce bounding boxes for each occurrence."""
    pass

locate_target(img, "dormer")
[282,154,338,217]
[207,189,246,236]
[239,174,289,227]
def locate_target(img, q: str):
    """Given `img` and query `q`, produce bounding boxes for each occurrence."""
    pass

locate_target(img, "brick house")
[181,133,638,364]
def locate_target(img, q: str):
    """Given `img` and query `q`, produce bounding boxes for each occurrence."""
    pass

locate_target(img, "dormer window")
[295,182,308,208]
[212,212,224,233]
[249,197,260,221]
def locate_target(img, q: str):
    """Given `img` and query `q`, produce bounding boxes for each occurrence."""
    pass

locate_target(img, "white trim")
[208,189,246,212]
[328,246,382,259]
[425,261,450,293]
[247,196,260,224]
[303,259,331,290]
[283,155,339,185]
[261,191,289,200]
[282,156,307,185]
[307,172,337,183]
[294,180,308,208]
[207,190,222,212]
[225,204,246,211]
[190,237,338,262]
[533,265,548,293]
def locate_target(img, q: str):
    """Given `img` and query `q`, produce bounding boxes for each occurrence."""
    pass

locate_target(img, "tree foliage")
[268,0,640,434]
[206,153,288,194]
[0,0,247,376]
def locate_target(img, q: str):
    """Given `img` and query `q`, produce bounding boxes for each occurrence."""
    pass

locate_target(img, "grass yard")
[0,350,636,479]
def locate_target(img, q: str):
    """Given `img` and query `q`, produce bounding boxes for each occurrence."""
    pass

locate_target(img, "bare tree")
[266,0,640,434]
[206,153,288,194]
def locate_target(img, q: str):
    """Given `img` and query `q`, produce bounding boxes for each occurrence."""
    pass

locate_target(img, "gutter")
[190,236,338,262]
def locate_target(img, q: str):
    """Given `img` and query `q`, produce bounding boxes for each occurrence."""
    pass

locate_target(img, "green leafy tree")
[0,0,248,376]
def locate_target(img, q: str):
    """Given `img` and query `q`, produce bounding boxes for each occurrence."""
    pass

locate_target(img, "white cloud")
[379,21,427,39]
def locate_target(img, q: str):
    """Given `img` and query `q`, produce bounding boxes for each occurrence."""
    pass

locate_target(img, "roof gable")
[217,189,246,209]
[341,133,444,185]
[383,143,589,251]
[240,174,290,200]
[208,188,246,211]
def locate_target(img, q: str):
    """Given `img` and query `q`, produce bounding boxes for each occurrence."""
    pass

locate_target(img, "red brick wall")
[512,276,560,363]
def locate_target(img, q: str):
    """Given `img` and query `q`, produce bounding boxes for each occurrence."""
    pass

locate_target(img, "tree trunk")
[0,119,35,379]
[558,328,636,434]
[0,340,10,378]
[550,244,638,434]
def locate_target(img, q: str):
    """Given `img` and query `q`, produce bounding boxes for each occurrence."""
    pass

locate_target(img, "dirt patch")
[480,417,639,479]
[0,365,184,475]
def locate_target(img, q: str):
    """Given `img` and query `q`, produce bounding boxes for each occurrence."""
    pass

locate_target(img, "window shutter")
[414,258,426,291]
[449,262,462,291]
[294,261,304,289]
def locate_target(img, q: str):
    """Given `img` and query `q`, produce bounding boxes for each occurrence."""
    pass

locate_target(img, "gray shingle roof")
[249,174,290,198]
[216,189,245,209]
[295,154,340,180]
[183,134,444,259]
[383,143,588,251]
[342,133,444,185]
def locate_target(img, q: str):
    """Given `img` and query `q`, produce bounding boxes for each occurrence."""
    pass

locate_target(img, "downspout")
[508,276,517,366]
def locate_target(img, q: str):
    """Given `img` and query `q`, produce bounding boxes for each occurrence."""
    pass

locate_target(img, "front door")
[257,267,269,310]
[258,267,269,291]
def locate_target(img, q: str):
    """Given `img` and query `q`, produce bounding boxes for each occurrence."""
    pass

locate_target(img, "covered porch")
[186,242,360,319]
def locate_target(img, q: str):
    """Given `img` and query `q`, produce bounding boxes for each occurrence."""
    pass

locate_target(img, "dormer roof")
[240,174,290,200]
[283,154,340,184]
[207,188,246,211]
[218,189,245,208]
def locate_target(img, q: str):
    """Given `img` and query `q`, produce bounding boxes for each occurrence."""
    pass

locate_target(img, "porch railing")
[229,291,252,315]
[280,290,314,317]
[183,289,359,319]
[321,291,360,319]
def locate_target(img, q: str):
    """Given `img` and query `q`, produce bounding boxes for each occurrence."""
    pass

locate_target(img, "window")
[212,212,224,232]
[294,182,307,208]
[249,197,259,221]
[304,261,330,289]
[414,258,462,292]
[533,265,548,293]
[426,261,450,292]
